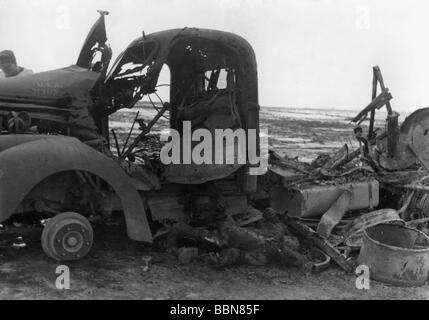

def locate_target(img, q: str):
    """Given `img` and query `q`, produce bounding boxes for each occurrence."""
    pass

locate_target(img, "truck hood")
[0,65,100,107]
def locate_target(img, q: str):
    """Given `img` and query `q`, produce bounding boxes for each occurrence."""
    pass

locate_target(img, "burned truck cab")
[98,27,262,228]
[101,28,260,184]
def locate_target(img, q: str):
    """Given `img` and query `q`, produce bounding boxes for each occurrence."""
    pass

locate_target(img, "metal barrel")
[358,223,429,286]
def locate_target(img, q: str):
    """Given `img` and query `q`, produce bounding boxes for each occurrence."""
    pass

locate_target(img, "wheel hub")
[61,228,85,253]
[41,212,94,261]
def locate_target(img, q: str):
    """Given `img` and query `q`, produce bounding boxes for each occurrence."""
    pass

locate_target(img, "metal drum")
[358,223,429,286]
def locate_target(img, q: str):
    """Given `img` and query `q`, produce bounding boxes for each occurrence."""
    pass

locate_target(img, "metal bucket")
[358,223,429,286]
[342,209,404,248]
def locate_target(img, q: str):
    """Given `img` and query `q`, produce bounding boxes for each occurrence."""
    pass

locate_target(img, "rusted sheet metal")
[407,114,429,171]
[341,208,404,248]
[270,180,379,218]
[358,224,429,286]
[316,189,352,238]
[0,135,152,242]
[400,107,429,134]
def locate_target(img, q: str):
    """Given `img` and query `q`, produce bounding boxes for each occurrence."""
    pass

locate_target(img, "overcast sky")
[0,0,428,112]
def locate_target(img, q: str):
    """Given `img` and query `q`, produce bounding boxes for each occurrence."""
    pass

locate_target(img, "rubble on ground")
[152,66,429,287]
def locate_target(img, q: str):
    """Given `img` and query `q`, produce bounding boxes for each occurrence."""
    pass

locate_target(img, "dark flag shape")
[76,11,109,68]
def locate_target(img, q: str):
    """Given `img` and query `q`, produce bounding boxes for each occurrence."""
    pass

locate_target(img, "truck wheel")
[41,212,93,261]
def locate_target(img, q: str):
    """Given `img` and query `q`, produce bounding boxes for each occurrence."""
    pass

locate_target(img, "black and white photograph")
[0,0,428,304]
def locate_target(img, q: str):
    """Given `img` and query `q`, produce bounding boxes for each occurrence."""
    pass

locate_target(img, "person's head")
[0,50,19,77]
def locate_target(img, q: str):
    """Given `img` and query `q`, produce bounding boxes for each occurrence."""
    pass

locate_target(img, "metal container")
[358,223,429,287]
[270,180,379,218]
[342,208,404,248]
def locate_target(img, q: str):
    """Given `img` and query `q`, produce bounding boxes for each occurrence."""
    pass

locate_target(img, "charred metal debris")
[259,65,429,285]
[0,11,429,286]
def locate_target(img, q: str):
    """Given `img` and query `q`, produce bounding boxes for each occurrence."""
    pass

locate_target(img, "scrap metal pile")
[159,66,429,287]
[261,66,429,286]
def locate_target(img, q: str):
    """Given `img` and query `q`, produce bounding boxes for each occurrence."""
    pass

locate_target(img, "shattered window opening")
[107,41,158,81]
[204,68,234,91]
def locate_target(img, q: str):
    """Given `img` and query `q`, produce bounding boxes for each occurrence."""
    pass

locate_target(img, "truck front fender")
[0,136,152,242]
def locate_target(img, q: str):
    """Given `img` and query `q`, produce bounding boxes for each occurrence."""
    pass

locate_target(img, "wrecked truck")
[0,11,261,261]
